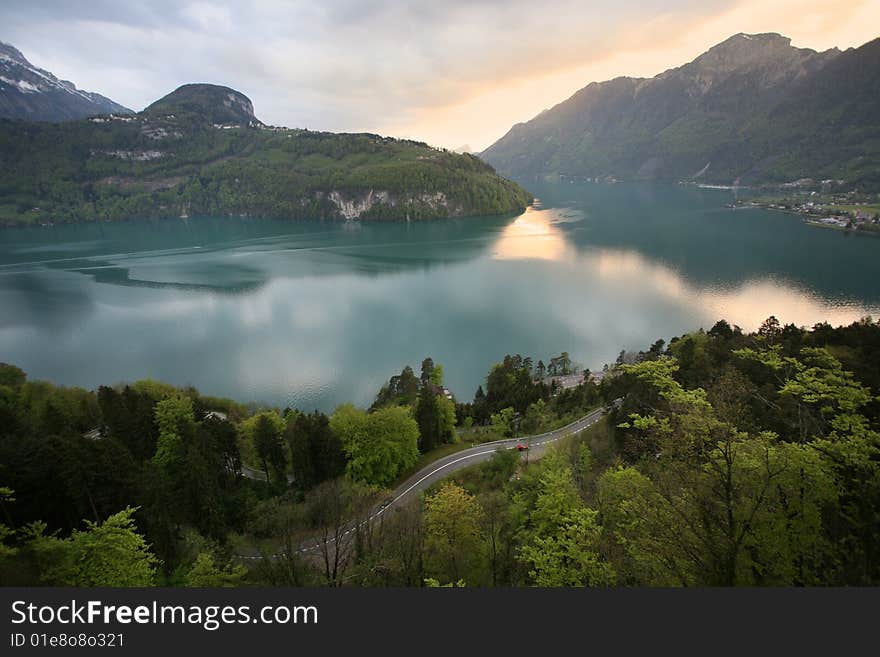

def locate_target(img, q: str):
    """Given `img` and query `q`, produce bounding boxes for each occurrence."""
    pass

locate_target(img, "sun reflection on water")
[490,207,880,331]
[491,206,571,261]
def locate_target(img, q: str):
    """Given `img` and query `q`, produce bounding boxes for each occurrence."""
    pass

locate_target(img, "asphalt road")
[238,404,611,558]
[371,404,608,519]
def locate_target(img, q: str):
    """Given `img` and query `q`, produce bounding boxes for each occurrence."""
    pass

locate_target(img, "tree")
[24,507,158,586]
[152,394,195,470]
[350,499,426,587]
[286,410,345,489]
[708,319,734,340]
[424,482,485,584]
[98,385,159,462]
[416,387,455,452]
[479,490,515,586]
[668,332,712,389]
[548,352,572,376]
[758,315,782,343]
[735,343,880,582]
[247,499,317,586]
[203,414,241,478]
[522,399,547,435]
[371,365,420,410]
[252,413,287,487]
[184,552,247,587]
[491,407,516,438]
[0,363,26,388]
[519,507,614,586]
[612,355,837,585]
[305,478,374,586]
[437,395,457,445]
[180,423,230,540]
[330,404,419,488]
[0,487,17,566]
[420,357,435,387]
[514,456,615,587]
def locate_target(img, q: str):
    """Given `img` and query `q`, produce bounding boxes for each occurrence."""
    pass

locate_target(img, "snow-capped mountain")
[0,41,131,121]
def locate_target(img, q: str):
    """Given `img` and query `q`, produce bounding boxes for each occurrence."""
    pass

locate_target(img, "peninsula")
[0,83,532,226]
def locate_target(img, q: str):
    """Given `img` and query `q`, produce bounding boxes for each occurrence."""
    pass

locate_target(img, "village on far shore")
[731,179,880,234]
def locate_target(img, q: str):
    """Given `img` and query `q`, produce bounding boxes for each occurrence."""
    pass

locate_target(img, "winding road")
[239,404,611,558]
[373,405,608,518]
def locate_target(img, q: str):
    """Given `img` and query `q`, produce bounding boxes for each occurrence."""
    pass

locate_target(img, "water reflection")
[491,206,570,261]
[487,203,879,332]
[0,272,95,330]
[68,263,267,294]
[578,246,879,331]
[1,183,878,411]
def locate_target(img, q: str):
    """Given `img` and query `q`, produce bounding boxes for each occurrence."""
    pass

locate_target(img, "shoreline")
[735,200,880,237]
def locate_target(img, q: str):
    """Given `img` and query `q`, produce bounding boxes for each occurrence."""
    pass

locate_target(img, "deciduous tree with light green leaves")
[24,507,158,586]
[430,364,444,386]
[517,458,615,587]
[609,355,838,585]
[184,552,247,587]
[152,394,195,470]
[522,399,547,434]
[424,482,485,585]
[330,404,418,488]
[491,406,516,438]
[735,343,880,582]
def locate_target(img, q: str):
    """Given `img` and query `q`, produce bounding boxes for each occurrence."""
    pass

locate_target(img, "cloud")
[0,0,875,149]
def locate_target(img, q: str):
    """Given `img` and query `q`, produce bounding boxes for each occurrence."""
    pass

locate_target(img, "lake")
[1,181,878,411]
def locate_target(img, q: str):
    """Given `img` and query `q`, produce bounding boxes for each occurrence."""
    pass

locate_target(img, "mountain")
[482,33,880,189]
[144,83,259,126]
[0,41,131,121]
[0,83,531,225]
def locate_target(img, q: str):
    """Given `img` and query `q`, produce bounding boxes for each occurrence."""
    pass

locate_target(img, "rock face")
[0,41,132,121]
[328,190,392,219]
[144,84,261,126]
[326,190,460,220]
[482,33,880,188]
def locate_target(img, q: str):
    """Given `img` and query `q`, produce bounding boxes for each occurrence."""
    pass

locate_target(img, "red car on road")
[516,443,529,451]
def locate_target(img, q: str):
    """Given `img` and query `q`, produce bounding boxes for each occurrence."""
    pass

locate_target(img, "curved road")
[239,404,610,558]
[373,405,607,518]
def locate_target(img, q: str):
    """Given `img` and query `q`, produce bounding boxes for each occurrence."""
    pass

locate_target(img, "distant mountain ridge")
[0,83,531,225]
[0,41,131,121]
[482,33,880,189]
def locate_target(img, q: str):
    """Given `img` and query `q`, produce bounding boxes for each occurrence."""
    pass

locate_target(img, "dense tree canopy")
[0,114,532,226]
[330,404,419,488]
[1,316,879,587]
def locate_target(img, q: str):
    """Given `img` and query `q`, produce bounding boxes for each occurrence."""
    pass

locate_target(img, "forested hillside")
[482,33,880,190]
[0,84,532,226]
[1,317,878,586]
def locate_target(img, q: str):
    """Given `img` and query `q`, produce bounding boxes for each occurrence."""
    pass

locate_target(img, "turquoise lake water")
[1,181,877,410]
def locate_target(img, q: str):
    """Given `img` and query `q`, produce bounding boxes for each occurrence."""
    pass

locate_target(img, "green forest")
[0,111,531,226]
[1,316,878,586]
[482,36,880,191]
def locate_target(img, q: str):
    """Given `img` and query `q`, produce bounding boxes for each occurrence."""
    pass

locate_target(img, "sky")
[0,0,877,151]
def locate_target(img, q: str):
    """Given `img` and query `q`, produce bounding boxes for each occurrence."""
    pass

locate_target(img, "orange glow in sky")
[1,0,875,151]
[382,0,879,150]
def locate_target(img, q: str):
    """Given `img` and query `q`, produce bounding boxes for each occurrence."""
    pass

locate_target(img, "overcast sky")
[1,0,876,150]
